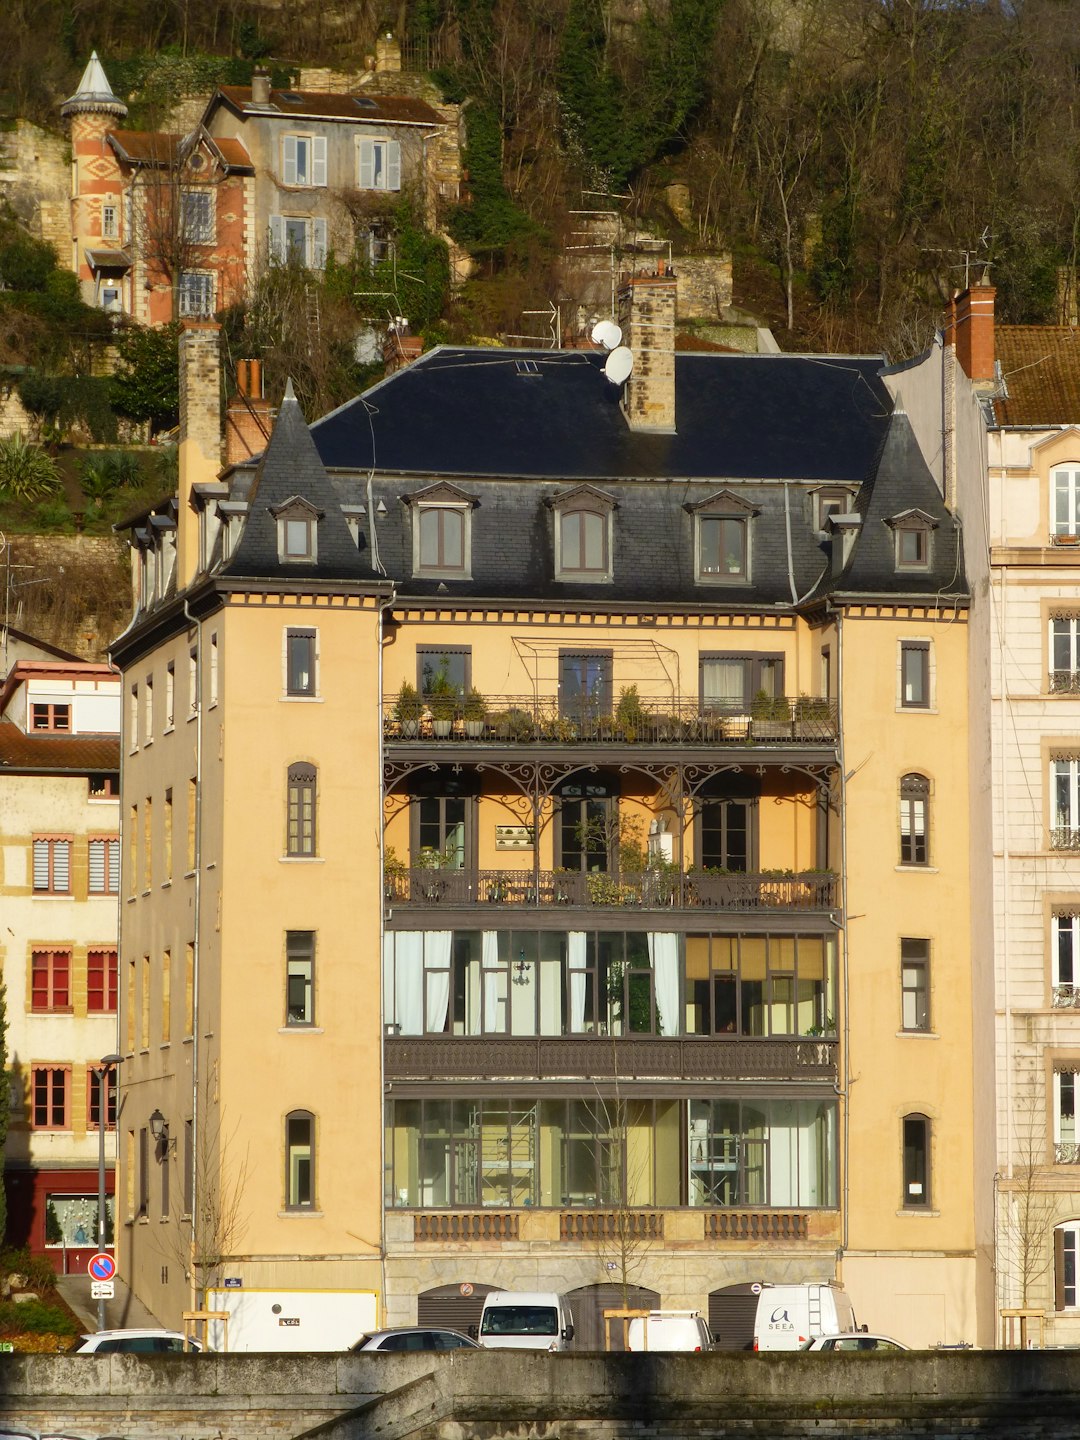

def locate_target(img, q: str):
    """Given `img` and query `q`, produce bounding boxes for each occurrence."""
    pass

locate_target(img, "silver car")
[352,1326,479,1352]
[75,1328,202,1353]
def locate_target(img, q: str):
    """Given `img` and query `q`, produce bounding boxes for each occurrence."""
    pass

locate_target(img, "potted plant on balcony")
[394,680,422,738]
[384,844,408,901]
[616,685,648,743]
[794,694,832,738]
[751,689,791,739]
[427,670,458,737]
[462,686,487,738]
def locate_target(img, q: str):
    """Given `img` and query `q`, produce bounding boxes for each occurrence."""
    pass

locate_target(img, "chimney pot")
[251,68,271,104]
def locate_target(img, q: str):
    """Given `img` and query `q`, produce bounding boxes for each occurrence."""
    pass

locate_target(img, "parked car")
[478,1291,575,1352]
[352,1327,479,1352]
[800,1333,909,1352]
[627,1311,713,1352]
[75,1328,202,1354]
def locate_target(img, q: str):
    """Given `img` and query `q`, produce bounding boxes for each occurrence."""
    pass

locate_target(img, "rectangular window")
[181,189,214,243]
[125,957,136,1052]
[88,837,120,894]
[162,948,172,1042]
[287,764,317,857]
[282,133,327,187]
[87,1066,117,1129]
[164,788,173,881]
[87,949,118,1013]
[140,954,150,1049]
[138,1127,149,1216]
[189,646,198,715]
[900,641,930,709]
[31,1067,69,1129]
[557,507,609,578]
[896,526,930,570]
[286,629,317,696]
[286,931,315,1025]
[166,661,175,727]
[1053,758,1080,849]
[286,1112,314,1208]
[144,676,153,741]
[700,654,784,712]
[129,684,138,748]
[184,1119,194,1216]
[416,505,466,574]
[184,942,194,1037]
[178,272,214,318]
[901,939,930,1031]
[129,803,138,895]
[357,137,401,191]
[1053,467,1080,540]
[1055,1069,1080,1162]
[1051,616,1080,693]
[31,949,71,1011]
[902,1114,930,1207]
[102,201,118,239]
[1055,914,1080,1007]
[30,702,70,732]
[143,797,152,890]
[698,515,748,582]
[899,775,930,865]
[418,647,471,696]
[209,632,219,705]
[268,215,328,269]
[1056,1223,1080,1309]
[559,651,613,718]
[89,772,118,799]
[33,837,71,894]
[187,778,197,871]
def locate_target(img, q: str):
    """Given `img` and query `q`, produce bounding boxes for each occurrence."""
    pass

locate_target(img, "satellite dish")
[603,346,634,385]
[591,319,622,351]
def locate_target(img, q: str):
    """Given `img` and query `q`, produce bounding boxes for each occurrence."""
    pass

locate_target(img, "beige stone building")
[112,278,992,1349]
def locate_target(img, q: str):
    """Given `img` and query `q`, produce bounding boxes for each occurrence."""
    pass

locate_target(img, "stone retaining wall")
[7,1349,1080,1440]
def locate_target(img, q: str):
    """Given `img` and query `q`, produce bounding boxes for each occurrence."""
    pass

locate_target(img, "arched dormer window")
[551,486,615,583]
[886,508,936,572]
[271,496,322,564]
[405,482,477,580]
[685,489,758,586]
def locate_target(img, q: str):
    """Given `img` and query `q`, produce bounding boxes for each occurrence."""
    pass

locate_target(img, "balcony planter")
[794,695,831,738]
[394,680,423,739]
[427,676,457,737]
[462,687,487,738]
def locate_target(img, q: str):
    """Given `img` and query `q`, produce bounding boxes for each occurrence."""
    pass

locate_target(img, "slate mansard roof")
[204,345,966,611]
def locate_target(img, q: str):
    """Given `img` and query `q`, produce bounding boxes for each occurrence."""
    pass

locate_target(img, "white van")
[627,1311,712,1352]
[478,1291,575,1351]
[752,1283,858,1352]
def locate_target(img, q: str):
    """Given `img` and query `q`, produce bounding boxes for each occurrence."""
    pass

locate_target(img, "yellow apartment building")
[111,278,992,1349]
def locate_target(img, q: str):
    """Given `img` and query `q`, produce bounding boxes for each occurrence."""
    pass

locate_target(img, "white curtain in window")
[648,932,680,1037]
[482,931,504,1032]
[568,932,588,1033]
[424,931,452,1034]
[390,932,424,1034]
[702,659,746,707]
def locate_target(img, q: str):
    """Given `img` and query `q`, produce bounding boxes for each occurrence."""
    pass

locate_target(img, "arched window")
[552,487,615,582]
[285,1110,314,1209]
[1052,465,1080,541]
[286,762,317,857]
[899,773,930,865]
[902,1113,931,1208]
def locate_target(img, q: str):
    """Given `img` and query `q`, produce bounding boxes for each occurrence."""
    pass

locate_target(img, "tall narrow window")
[88,837,120,895]
[902,1113,931,1208]
[1054,1068,1080,1163]
[900,641,931,709]
[187,778,197,871]
[31,1067,69,1129]
[125,957,136,1052]
[140,954,151,1049]
[286,763,317,857]
[357,137,401,190]
[129,684,138,749]
[286,629,317,697]
[416,506,466,575]
[1053,467,1080,540]
[900,939,930,1031]
[1055,1221,1080,1309]
[189,647,198,715]
[285,1111,315,1208]
[31,950,71,1011]
[87,949,118,1013]
[184,942,194,1037]
[558,650,613,719]
[209,633,219,705]
[33,837,71,894]
[138,1127,149,1216]
[164,788,173,881]
[1054,914,1080,1007]
[144,676,153,741]
[286,931,315,1025]
[166,662,175,727]
[899,774,930,865]
[143,798,152,890]
[184,1120,194,1216]
[87,1066,116,1129]
[161,949,172,1042]
[1052,758,1080,849]
[558,507,609,577]
[1051,615,1080,693]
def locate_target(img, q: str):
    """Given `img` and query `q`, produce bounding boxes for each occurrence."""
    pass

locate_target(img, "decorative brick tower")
[60,53,128,307]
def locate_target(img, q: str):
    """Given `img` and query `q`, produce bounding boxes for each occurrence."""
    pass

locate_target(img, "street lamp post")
[97,1053,123,1333]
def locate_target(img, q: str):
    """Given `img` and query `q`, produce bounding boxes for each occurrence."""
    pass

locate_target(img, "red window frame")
[86,1066,117,1130]
[31,1066,70,1129]
[88,837,120,895]
[31,950,71,1012]
[87,949,118,1014]
[30,703,71,733]
[32,836,72,894]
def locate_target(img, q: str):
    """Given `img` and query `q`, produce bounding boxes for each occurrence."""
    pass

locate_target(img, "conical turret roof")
[61,52,128,119]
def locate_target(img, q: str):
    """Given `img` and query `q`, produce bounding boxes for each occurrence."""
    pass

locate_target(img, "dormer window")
[686,490,758,585]
[552,486,615,583]
[406,483,477,580]
[813,487,853,534]
[271,497,322,565]
[887,509,936,573]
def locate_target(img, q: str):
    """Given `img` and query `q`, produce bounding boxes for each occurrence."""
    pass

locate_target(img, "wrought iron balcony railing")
[383,694,838,746]
[1053,984,1080,1009]
[384,867,838,912]
[1050,670,1080,695]
[1051,827,1080,851]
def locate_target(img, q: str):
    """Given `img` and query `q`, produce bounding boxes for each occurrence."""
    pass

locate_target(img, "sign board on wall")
[495,825,535,850]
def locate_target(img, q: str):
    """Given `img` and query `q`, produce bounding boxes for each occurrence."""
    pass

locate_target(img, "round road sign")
[88,1252,116,1282]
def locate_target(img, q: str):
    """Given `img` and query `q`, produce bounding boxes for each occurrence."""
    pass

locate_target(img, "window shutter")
[54,840,70,892]
[108,838,120,892]
[283,135,298,185]
[358,139,374,189]
[269,215,285,263]
[1056,1227,1066,1311]
[33,839,49,890]
[312,135,327,187]
[89,840,105,893]
[388,140,401,191]
[312,217,327,270]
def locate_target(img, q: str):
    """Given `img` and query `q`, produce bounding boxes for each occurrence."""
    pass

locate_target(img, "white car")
[75,1328,203,1354]
[800,1332,908,1352]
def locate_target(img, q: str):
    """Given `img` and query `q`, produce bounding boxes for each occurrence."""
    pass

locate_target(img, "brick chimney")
[375,31,402,73]
[617,265,677,432]
[178,322,222,590]
[251,68,271,104]
[225,358,273,464]
[383,324,423,375]
[949,282,996,384]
